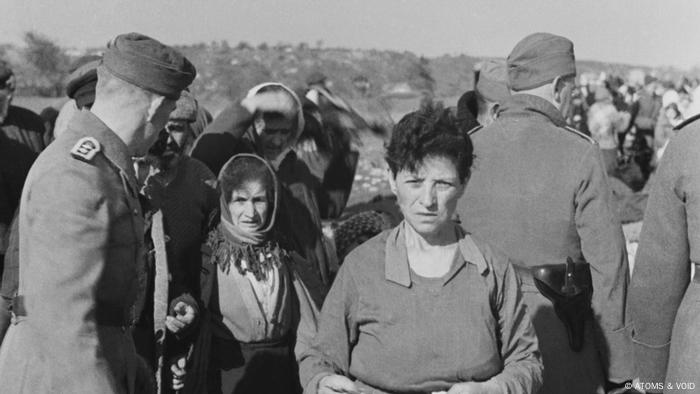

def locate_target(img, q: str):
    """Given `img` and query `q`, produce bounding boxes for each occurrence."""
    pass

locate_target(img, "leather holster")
[531,257,593,352]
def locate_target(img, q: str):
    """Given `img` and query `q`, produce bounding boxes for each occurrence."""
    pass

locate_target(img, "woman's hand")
[318,374,363,394]
[165,301,196,334]
[446,381,501,394]
[242,91,297,117]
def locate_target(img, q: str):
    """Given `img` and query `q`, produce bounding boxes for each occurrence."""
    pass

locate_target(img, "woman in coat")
[181,153,318,394]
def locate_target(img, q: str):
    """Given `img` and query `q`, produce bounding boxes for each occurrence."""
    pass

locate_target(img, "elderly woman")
[191,83,335,305]
[181,153,318,394]
[299,104,543,394]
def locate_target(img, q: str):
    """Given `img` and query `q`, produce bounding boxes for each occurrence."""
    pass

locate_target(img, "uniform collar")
[68,109,136,178]
[384,221,488,287]
[499,93,568,127]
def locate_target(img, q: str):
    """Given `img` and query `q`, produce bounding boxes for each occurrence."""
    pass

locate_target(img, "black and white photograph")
[0,1,699,393]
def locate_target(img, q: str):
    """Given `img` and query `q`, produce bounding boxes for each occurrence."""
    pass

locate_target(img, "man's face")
[555,76,576,118]
[139,97,177,156]
[254,113,295,161]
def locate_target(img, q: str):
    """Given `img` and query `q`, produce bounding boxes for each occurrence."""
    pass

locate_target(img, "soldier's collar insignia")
[70,137,102,162]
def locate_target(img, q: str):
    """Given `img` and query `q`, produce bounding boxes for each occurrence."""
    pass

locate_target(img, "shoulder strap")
[564,126,597,144]
[673,113,700,131]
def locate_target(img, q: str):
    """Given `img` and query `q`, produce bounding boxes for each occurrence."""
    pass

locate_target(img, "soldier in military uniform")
[454,59,510,133]
[456,33,632,394]
[0,33,195,394]
[627,113,700,393]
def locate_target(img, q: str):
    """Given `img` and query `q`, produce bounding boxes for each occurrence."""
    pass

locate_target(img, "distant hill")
[2,38,695,115]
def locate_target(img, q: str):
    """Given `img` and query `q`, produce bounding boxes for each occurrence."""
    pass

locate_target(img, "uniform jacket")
[628,114,700,385]
[0,110,148,393]
[456,94,632,384]
[299,222,542,394]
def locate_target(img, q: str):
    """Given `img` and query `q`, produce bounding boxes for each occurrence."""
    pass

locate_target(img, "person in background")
[455,59,510,133]
[302,72,367,220]
[53,56,101,139]
[0,32,196,393]
[177,154,318,394]
[0,60,46,274]
[629,76,661,179]
[191,83,334,306]
[132,90,219,392]
[587,86,630,174]
[299,103,542,394]
[627,113,700,393]
[653,101,684,164]
[38,107,59,146]
[457,33,632,394]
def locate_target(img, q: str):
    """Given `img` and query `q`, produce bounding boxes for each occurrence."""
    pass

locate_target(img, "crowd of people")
[0,30,699,394]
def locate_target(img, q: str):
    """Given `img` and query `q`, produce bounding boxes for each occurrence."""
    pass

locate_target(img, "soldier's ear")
[552,76,563,104]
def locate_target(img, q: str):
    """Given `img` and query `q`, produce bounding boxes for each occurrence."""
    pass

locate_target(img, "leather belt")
[13,295,133,327]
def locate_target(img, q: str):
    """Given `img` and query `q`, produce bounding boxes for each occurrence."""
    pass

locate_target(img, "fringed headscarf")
[206,153,290,281]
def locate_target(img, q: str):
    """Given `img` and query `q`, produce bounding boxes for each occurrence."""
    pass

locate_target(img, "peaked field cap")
[102,32,196,100]
[476,60,510,102]
[507,32,576,91]
[66,59,99,98]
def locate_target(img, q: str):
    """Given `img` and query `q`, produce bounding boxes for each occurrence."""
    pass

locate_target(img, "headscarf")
[208,153,288,280]
[245,82,305,167]
[218,153,279,245]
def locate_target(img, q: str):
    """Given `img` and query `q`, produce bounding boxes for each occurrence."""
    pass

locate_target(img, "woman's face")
[255,114,295,161]
[228,180,270,233]
[389,156,466,241]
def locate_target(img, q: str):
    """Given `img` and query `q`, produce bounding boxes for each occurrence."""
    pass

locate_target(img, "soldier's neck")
[90,104,142,155]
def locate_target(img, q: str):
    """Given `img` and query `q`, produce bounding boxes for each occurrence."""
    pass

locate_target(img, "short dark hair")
[385,102,474,182]
[220,156,275,203]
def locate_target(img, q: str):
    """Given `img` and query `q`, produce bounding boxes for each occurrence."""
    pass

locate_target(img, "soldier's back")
[458,94,599,268]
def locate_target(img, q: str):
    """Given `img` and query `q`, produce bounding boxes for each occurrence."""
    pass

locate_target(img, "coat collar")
[498,93,568,127]
[384,222,488,287]
[66,110,139,196]
[68,110,135,177]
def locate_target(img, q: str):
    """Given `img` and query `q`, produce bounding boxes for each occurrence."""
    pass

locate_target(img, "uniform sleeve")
[627,135,694,383]
[487,260,543,393]
[23,165,121,392]
[574,145,632,382]
[298,260,359,394]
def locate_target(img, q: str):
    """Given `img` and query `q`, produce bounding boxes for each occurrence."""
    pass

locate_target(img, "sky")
[2,0,699,69]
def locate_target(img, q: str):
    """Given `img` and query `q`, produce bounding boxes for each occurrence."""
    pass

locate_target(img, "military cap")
[169,90,197,122]
[306,71,327,86]
[102,32,196,100]
[0,60,15,90]
[507,32,576,91]
[66,58,100,108]
[476,60,510,102]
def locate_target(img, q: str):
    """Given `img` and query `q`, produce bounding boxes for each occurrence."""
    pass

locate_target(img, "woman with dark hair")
[181,153,318,394]
[299,104,543,394]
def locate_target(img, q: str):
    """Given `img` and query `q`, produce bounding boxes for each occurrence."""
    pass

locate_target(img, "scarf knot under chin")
[206,224,289,282]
